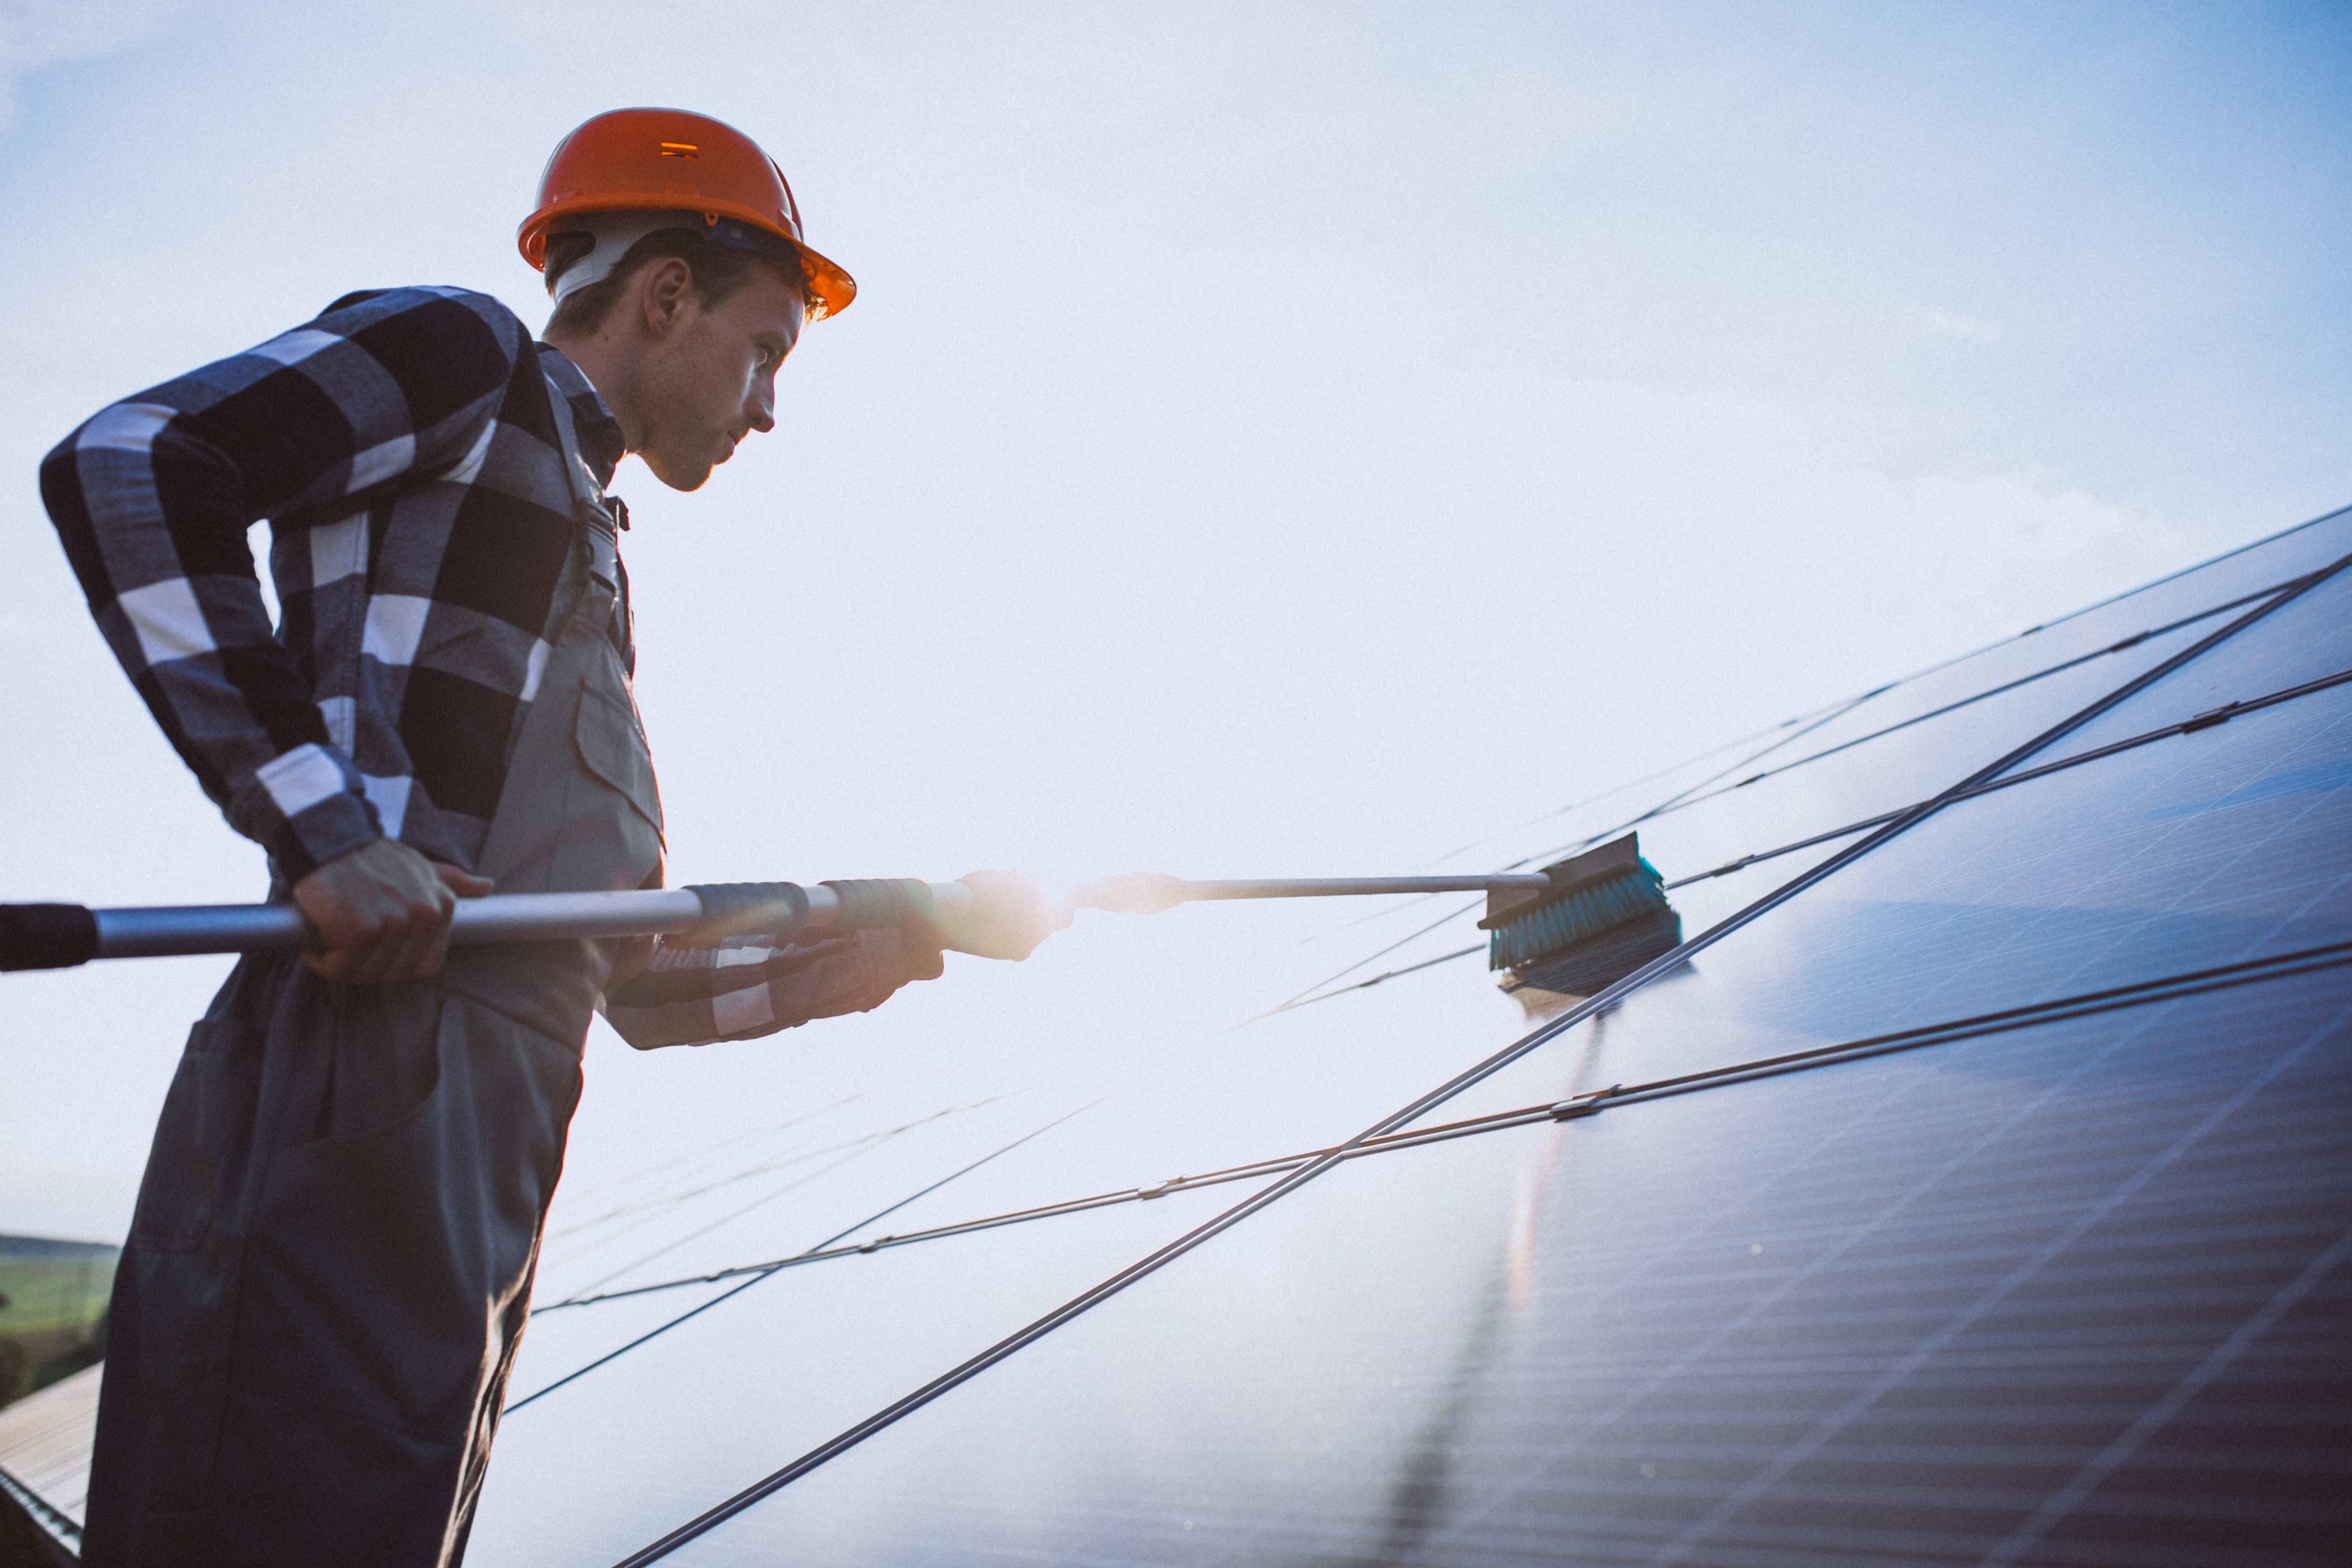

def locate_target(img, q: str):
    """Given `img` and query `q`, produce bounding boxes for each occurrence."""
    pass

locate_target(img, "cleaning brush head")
[1479,833,1681,999]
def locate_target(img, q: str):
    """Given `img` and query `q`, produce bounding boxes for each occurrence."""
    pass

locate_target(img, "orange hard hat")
[520,107,855,322]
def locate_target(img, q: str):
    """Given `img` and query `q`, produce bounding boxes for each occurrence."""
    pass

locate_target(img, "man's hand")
[293,839,494,985]
[932,869,1069,962]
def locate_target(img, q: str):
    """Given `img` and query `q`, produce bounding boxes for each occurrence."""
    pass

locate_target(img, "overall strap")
[539,359,634,666]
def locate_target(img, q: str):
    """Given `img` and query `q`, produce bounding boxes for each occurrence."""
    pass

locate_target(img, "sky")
[1,0,2348,1249]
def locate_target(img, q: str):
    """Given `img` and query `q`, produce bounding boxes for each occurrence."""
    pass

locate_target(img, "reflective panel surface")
[658,970,2352,1567]
[468,1173,1251,1564]
[459,513,2352,1568]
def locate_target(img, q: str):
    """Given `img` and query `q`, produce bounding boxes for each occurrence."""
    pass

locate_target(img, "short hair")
[544,227,804,338]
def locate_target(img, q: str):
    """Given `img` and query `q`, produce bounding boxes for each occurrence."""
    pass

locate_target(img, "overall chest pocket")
[573,679,665,841]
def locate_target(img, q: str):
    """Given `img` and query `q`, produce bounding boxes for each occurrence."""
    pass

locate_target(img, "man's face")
[636,263,805,491]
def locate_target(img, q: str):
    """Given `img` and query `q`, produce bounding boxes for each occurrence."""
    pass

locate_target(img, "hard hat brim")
[520,192,856,322]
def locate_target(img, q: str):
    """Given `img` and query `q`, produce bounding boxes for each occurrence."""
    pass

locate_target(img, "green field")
[0,1237,116,1408]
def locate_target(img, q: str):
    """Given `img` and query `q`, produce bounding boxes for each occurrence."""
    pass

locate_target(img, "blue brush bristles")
[1486,855,1672,972]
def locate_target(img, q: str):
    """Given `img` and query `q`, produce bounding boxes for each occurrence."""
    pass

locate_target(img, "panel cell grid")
[672,973,2352,1567]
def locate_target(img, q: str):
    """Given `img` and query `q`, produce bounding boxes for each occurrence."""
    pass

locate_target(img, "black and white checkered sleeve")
[600,929,948,1050]
[38,287,525,879]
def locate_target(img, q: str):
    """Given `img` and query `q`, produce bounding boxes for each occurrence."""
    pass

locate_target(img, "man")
[39,107,1055,1566]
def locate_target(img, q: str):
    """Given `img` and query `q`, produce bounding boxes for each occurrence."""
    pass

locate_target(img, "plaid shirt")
[41,284,936,1044]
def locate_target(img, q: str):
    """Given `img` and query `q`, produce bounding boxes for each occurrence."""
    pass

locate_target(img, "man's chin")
[642,452,716,492]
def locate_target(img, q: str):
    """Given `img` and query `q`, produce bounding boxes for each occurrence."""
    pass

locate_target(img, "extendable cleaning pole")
[0,874,1551,971]
[1,837,1668,983]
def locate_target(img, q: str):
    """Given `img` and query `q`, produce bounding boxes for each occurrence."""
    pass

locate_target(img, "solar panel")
[691,969,2350,1566]
[435,512,2352,1564]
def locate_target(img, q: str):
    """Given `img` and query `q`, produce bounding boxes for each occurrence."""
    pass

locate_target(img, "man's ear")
[638,257,696,338]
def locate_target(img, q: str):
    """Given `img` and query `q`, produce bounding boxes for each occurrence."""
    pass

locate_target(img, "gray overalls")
[83,415,660,1567]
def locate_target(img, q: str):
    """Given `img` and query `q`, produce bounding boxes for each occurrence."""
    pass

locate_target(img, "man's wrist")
[270,799,383,884]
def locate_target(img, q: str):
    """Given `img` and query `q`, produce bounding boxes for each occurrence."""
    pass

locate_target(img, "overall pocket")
[231,992,580,1434]
[573,677,664,840]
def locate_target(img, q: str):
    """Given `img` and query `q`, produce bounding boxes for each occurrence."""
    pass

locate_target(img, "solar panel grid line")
[542,1093,861,1246]
[543,939,2352,1319]
[571,1100,988,1233]
[528,1180,1170,1312]
[1264,893,1487,1010]
[541,1099,1008,1304]
[611,543,2352,1563]
[1539,681,1890,847]
[1540,942,2352,1113]
[504,1104,1097,1413]
[506,1271,772,1417]
[548,1135,927,1305]
[1252,939,1489,1017]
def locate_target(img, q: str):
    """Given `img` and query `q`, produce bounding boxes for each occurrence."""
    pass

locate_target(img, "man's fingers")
[293,840,477,985]
[414,883,460,978]
[347,910,409,987]
[415,918,454,980]
[378,919,433,985]
[303,949,355,981]
[391,885,457,982]
[387,907,438,984]
[336,884,448,985]
[306,901,380,978]
[435,863,495,898]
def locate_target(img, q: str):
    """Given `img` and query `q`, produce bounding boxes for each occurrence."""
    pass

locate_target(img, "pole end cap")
[0,904,99,971]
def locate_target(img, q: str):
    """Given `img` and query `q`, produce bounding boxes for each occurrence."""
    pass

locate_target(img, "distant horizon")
[0,1237,119,1256]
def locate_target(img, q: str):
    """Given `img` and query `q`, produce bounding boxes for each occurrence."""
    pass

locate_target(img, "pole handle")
[2,880,967,970]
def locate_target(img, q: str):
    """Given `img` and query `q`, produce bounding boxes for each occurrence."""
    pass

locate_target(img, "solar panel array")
[465,508,2352,1566]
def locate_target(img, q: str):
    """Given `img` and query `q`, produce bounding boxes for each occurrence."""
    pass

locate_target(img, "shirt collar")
[536,343,626,489]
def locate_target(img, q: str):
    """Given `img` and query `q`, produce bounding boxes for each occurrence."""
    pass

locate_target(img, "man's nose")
[745,379,776,434]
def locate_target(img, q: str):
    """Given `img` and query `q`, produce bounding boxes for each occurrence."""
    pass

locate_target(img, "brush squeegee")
[1476,834,1682,998]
